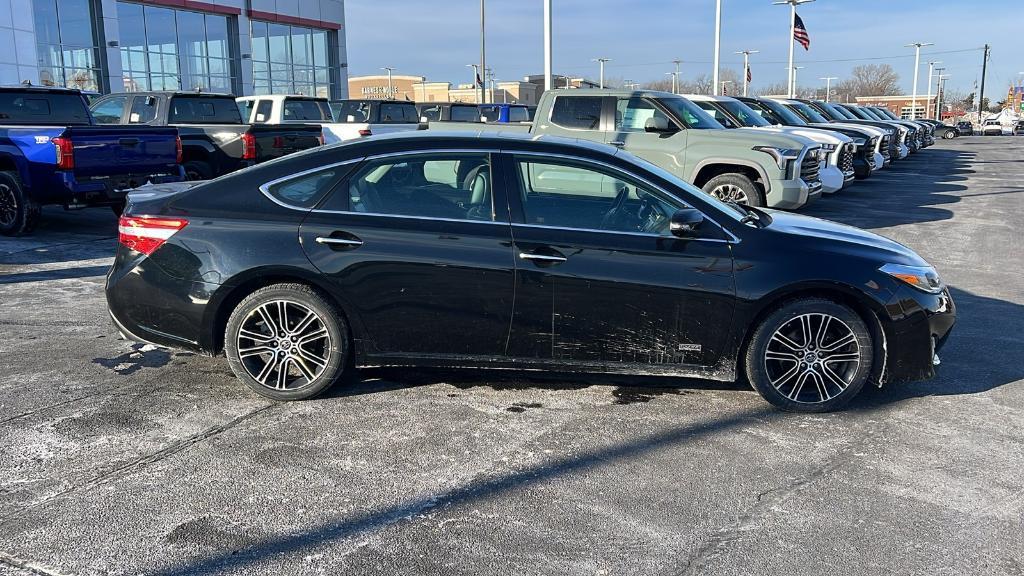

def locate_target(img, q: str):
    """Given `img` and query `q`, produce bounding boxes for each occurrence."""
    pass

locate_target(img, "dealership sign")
[362,86,399,97]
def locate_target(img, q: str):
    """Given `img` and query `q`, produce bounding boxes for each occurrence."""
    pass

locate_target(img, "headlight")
[819,143,838,153]
[880,263,943,294]
[752,146,802,170]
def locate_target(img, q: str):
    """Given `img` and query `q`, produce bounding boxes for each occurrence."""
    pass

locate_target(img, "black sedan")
[956,121,974,136]
[106,132,955,412]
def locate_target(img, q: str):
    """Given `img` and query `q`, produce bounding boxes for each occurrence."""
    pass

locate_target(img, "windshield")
[816,101,851,121]
[787,101,829,123]
[719,100,771,127]
[861,107,886,120]
[842,105,872,120]
[659,97,725,129]
[761,99,808,126]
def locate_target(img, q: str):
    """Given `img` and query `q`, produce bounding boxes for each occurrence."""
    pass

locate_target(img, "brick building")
[855,95,938,119]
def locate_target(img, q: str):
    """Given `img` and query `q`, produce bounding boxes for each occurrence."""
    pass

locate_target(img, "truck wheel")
[224,283,351,401]
[744,298,873,413]
[183,160,213,181]
[702,173,765,207]
[943,130,956,140]
[0,171,40,237]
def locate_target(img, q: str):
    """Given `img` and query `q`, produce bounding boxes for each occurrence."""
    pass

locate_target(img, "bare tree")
[835,64,901,99]
[642,78,674,92]
[755,82,790,97]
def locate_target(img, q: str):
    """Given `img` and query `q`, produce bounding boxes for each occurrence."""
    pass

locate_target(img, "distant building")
[348,74,591,106]
[856,95,938,119]
[1004,84,1024,112]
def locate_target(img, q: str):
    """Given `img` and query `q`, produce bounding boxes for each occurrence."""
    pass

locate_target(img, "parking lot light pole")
[819,76,836,101]
[480,0,487,104]
[593,58,610,89]
[936,74,950,120]
[933,66,946,120]
[773,0,815,99]
[926,60,941,119]
[381,67,395,99]
[712,0,722,95]
[466,64,480,100]
[735,50,758,96]
[791,66,804,95]
[720,80,734,95]
[543,0,553,91]
[905,42,933,119]
[665,71,678,94]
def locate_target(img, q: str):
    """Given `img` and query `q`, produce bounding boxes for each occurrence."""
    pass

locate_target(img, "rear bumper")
[881,286,956,384]
[59,166,185,206]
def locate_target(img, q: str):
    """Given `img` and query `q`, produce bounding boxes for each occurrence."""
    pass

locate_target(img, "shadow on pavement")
[0,265,109,284]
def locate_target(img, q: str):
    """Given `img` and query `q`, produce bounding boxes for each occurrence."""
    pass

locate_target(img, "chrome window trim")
[511,222,732,243]
[258,158,365,211]
[308,209,509,227]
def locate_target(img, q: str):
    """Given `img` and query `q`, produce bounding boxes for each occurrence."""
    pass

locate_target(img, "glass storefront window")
[117,2,236,94]
[250,21,333,99]
[33,0,102,91]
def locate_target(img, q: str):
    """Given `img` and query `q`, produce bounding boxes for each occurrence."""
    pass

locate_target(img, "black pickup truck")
[90,92,323,180]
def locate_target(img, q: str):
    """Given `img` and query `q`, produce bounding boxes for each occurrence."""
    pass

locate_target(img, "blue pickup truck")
[0,86,183,236]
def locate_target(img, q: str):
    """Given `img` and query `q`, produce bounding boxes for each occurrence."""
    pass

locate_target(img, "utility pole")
[820,76,837,102]
[593,58,610,89]
[543,0,552,91]
[419,76,426,101]
[381,67,395,99]
[480,0,486,103]
[712,0,722,95]
[735,50,758,96]
[905,42,933,119]
[925,60,941,119]
[936,74,950,121]
[774,0,815,99]
[978,43,990,123]
[933,67,946,120]
[665,71,678,94]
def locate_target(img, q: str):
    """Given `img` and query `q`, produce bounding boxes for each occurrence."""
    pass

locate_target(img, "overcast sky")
[345,0,1022,97]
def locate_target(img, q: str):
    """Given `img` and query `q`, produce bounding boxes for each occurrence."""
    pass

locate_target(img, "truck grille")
[839,143,855,175]
[800,151,821,186]
[879,134,892,163]
[865,137,879,169]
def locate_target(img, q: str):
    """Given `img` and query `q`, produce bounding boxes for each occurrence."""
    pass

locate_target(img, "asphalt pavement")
[0,136,1021,575]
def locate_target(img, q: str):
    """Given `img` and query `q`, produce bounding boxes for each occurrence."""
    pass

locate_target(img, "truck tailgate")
[248,124,322,161]
[64,125,180,179]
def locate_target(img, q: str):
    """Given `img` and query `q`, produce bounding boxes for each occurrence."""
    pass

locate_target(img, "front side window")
[551,96,602,130]
[450,106,480,122]
[33,0,102,91]
[282,99,332,121]
[332,101,370,122]
[346,153,494,221]
[615,98,673,131]
[379,103,418,123]
[514,158,682,235]
[92,96,127,124]
[129,96,158,123]
[657,97,724,130]
[254,100,273,123]
[418,105,441,121]
[508,106,530,122]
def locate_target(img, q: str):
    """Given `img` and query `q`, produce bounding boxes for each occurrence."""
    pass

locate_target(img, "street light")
[820,76,837,102]
[926,60,942,119]
[933,66,946,120]
[735,50,759,96]
[543,0,552,91]
[905,42,934,119]
[935,74,950,120]
[712,0,722,95]
[665,71,678,94]
[479,0,486,103]
[791,65,804,95]
[381,66,395,99]
[466,64,480,102]
[593,57,610,89]
[720,80,734,96]
[773,0,815,98]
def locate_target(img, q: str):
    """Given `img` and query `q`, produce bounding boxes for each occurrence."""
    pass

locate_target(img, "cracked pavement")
[0,137,1022,575]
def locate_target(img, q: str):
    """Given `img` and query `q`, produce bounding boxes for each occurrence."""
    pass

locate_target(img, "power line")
[598,46,986,70]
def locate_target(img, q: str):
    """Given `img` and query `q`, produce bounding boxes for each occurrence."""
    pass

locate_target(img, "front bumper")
[767,177,822,210]
[820,164,846,194]
[881,285,956,384]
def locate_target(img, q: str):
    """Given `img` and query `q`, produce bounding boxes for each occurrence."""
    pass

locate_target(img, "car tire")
[943,130,956,140]
[183,160,213,181]
[225,283,350,401]
[702,173,765,207]
[744,298,873,413]
[0,171,40,237]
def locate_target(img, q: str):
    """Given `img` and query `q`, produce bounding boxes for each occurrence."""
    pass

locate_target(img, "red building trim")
[248,9,342,31]
[135,0,242,16]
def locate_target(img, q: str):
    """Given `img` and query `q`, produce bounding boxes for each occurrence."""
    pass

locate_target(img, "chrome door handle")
[315,237,363,247]
[609,141,625,147]
[519,252,567,263]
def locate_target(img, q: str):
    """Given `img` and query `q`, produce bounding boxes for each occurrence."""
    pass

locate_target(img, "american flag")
[746,64,752,83]
[793,13,810,50]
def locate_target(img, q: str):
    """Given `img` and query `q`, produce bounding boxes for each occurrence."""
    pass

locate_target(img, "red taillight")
[53,136,74,170]
[175,136,183,164]
[358,128,372,137]
[241,132,257,160]
[118,216,188,255]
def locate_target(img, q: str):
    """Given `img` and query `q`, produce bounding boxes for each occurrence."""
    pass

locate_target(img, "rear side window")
[333,101,370,122]
[263,165,348,209]
[379,103,418,123]
[551,96,602,130]
[450,105,480,122]
[508,106,530,122]
[283,99,332,121]
[0,92,91,125]
[169,97,242,124]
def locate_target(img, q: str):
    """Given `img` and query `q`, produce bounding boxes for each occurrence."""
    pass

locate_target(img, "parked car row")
[415,89,944,211]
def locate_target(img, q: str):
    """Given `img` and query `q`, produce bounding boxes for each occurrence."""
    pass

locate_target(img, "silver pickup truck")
[425,89,824,209]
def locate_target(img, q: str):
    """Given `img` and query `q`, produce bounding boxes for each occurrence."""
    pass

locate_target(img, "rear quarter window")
[263,165,349,209]
[551,96,602,130]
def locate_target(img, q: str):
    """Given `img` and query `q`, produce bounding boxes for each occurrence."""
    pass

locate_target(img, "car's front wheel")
[943,130,956,140]
[744,298,874,412]
[702,173,765,207]
[225,283,350,401]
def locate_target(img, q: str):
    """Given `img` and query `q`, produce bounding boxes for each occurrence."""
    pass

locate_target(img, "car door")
[299,151,516,359]
[502,153,736,369]
[606,96,689,176]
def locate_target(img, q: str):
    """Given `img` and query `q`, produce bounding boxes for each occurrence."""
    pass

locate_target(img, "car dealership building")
[0,0,349,98]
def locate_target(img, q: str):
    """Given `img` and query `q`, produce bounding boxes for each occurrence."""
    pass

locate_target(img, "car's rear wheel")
[744,298,873,412]
[702,173,765,207]
[943,130,956,140]
[0,171,40,237]
[225,283,349,401]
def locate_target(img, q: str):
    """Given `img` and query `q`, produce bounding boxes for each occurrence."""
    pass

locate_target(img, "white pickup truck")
[236,95,422,144]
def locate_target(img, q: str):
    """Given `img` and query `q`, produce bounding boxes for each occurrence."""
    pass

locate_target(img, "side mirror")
[669,208,704,237]
[645,116,673,133]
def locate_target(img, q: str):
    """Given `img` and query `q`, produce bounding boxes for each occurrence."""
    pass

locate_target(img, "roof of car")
[318,130,620,157]
[681,94,736,102]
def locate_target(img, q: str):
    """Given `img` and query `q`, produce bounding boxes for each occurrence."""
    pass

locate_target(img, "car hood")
[811,122,886,138]
[762,210,928,266]
[722,127,815,149]
[752,125,851,145]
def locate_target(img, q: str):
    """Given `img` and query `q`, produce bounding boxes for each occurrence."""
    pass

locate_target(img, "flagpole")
[712,0,722,95]
[735,49,759,96]
[774,0,814,99]
[480,0,486,104]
